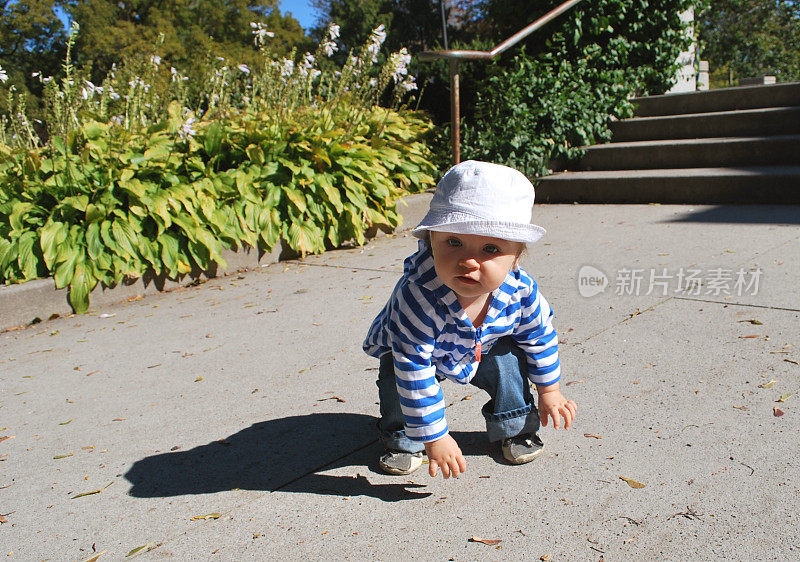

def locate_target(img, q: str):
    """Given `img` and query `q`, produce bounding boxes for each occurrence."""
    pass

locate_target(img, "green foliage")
[698,0,800,83]
[460,0,697,177]
[462,51,635,178]
[0,104,436,313]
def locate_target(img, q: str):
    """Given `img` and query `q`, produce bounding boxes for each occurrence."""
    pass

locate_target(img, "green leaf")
[203,122,224,156]
[112,218,140,258]
[16,231,39,279]
[68,260,97,314]
[40,221,69,269]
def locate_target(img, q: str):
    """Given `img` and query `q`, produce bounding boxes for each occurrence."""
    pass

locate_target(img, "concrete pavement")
[1,203,799,560]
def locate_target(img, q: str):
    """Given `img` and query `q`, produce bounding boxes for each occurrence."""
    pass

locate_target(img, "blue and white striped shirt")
[363,240,561,442]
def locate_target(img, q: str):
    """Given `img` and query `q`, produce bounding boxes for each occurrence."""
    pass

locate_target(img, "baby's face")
[429,231,523,301]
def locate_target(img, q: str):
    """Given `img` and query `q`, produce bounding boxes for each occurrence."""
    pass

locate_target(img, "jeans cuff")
[377,422,426,453]
[484,408,540,443]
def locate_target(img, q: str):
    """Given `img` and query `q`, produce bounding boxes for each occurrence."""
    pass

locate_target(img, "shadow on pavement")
[126,413,485,502]
[665,205,800,224]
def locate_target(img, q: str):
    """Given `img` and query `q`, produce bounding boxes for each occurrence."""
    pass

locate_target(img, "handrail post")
[450,59,460,165]
[418,0,584,166]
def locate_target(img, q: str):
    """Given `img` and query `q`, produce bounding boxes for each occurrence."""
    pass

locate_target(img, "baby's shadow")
[125,413,492,502]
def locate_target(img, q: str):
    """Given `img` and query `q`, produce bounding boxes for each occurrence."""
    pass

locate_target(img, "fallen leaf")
[739,335,759,339]
[773,407,784,417]
[620,476,646,489]
[125,543,152,557]
[318,396,345,403]
[469,536,502,546]
[71,481,114,499]
[59,418,75,426]
[82,550,107,562]
[733,405,750,411]
[0,515,7,524]
[739,319,763,325]
[190,512,222,521]
[584,434,602,439]
[785,359,799,365]
[565,380,586,386]
[195,376,203,382]
[54,453,74,459]
[759,380,777,389]
[777,394,792,403]
[0,436,9,443]
[540,555,552,562]
[112,418,126,422]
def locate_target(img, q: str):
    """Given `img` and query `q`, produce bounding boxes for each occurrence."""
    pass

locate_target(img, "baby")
[363,160,577,478]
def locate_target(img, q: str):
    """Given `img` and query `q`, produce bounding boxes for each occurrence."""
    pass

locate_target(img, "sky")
[52,1,319,33]
[278,0,317,31]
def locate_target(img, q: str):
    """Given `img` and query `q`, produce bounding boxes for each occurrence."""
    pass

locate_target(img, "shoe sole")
[502,446,544,465]
[379,457,424,476]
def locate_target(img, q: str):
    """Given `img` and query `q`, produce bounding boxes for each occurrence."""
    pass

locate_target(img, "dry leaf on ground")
[777,394,792,403]
[469,536,502,546]
[125,544,151,557]
[82,549,107,562]
[584,434,602,439]
[190,513,221,521]
[759,380,777,389]
[620,476,646,488]
[773,407,785,417]
[72,481,114,499]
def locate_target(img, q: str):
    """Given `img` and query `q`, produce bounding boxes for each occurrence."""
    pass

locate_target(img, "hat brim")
[411,220,546,244]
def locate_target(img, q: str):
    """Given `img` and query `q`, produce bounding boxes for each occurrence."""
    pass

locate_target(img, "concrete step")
[536,166,800,204]
[632,81,800,117]
[610,106,800,142]
[561,135,800,171]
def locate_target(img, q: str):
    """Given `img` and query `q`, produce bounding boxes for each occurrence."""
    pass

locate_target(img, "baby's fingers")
[429,459,439,478]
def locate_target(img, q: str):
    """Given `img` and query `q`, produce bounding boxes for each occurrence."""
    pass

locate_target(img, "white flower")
[371,24,387,45]
[150,55,162,66]
[369,78,378,88]
[389,48,411,82]
[401,77,418,92]
[281,58,294,77]
[0,66,7,83]
[179,117,196,140]
[111,115,123,125]
[310,69,321,79]
[322,40,337,57]
[329,23,340,40]
[42,76,52,83]
[238,64,251,74]
[251,22,275,47]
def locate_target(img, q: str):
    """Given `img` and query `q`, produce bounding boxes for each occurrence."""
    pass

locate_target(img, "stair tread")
[594,134,800,150]
[631,80,800,104]
[619,105,800,123]
[543,166,800,179]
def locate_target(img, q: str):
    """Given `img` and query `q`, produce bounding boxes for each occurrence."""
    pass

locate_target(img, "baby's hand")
[424,434,466,479]
[537,384,577,430]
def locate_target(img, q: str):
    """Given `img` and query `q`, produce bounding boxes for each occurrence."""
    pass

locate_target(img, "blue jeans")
[376,337,541,453]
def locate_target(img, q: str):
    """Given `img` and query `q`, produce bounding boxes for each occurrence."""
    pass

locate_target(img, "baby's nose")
[459,256,480,269]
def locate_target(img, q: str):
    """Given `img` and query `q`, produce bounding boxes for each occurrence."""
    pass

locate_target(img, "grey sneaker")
[379,450,424,475]
[502,433,544,465]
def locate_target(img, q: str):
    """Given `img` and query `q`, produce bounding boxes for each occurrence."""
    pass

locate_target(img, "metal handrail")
[419,0,584,164]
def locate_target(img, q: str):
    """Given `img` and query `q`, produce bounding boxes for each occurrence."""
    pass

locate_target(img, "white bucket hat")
[412,160,546,244]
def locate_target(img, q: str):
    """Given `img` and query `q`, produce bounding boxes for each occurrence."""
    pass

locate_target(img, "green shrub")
[462,50,635,178]
[0,106,435,314]
[0,22,436,315]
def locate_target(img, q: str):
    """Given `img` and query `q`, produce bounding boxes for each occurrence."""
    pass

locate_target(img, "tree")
[0,0,67,104]
[697,0,800,83]
[63,0,311,81]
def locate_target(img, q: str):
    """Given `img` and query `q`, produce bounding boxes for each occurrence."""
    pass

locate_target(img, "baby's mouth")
[456,275,480,285]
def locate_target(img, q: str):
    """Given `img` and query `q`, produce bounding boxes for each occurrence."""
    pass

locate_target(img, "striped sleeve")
[512,277,561,386]
[389,283,448,442]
